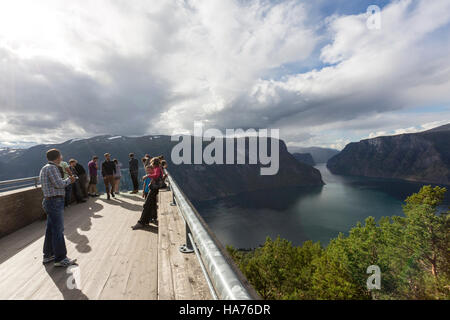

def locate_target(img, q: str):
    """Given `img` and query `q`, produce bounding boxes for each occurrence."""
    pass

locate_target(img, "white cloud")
[0,0,449,149]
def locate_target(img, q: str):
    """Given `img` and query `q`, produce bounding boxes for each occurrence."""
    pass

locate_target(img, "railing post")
[170,188,176,206]
[179,222,194,254]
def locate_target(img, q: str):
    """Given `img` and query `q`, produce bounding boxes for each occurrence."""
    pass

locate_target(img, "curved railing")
[0,176,40,192]
[0,172,259,299]
[166,170,259,300]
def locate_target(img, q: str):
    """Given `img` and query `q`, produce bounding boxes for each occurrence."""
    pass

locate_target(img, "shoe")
[94,194,100,197]
[131,222,144,230]
[54,257,78,267]
[43,255,55,265]
[111,192,115,198]
[151,219,159,226]
[77,199,87,203]
[107,194,111,200]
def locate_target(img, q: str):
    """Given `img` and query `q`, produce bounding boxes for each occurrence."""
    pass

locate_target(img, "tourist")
[69,159,86,204]
[88,156,99,197]
[39,149,77,267]
[142,156,149,168]
[74,159,88,199]
[129,153,139,194]
[132,157,163,230]
[101,153,116,200]
[142,165,152,199]
[145,154,157,167]
[60,159,73,207]
[113,159,122,194]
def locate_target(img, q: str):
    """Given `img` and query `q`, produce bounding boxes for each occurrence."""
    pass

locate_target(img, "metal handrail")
[0,176,40,189]
[166,171,258,300]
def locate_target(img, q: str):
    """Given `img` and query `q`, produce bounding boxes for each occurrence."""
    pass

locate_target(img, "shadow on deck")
[0,190,211,300]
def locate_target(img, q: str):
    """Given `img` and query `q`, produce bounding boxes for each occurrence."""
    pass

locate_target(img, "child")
[142,165,152,199]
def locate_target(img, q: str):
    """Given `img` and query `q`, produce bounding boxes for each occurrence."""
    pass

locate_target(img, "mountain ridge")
[327,123,450,185]
[0,135,324,201]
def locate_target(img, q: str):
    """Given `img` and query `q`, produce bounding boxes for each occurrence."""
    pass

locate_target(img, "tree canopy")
[227,186,449,300]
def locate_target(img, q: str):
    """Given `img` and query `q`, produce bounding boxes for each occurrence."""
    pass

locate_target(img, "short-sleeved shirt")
[39,163,72,197]
[88,160,98,177]
[60,161,70,179]
[102,160,116,177]
[143,176,152,193]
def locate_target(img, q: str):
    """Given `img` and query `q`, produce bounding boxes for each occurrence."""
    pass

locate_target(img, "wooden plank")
[0,190,210,300]
[157,190,212,300]
[157,190,176,300]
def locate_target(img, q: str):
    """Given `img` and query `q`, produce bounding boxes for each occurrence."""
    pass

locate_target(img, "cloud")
[0,0,449,149]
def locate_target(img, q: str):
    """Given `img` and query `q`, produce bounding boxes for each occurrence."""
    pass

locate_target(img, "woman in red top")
[147,160,162,182]
[132,158,162,230]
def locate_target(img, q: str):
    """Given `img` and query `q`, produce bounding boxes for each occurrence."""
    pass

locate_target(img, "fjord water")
[194,164,449,249]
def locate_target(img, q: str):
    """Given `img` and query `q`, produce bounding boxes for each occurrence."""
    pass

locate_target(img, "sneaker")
[43,255,55,265]
[131,222,145,230]
[54,257,78,267]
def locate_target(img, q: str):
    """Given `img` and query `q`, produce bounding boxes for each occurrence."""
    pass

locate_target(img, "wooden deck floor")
[0,189,211,300]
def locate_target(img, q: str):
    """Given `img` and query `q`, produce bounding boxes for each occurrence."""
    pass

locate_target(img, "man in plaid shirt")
[39,149,77,267]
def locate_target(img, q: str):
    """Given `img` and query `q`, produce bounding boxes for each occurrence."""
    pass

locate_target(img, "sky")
[0,0,449,150]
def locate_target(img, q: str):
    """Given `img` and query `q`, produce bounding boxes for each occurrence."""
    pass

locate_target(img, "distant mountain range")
[0,135,324,201]
[292,153,315,166]
[327,124,450,185]
[288,147,340,164]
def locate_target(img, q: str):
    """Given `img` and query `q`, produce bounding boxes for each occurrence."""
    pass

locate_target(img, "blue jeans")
[42,198,67,262]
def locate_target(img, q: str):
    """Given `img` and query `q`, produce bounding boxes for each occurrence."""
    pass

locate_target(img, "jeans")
[130,171,139,192]
[42,198,67,262]
[65,184,72,206]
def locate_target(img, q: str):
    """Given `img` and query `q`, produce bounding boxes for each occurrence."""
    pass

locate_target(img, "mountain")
[292,153,315,166]
[425,123,450,133]
[288,147,340,164]
[327,124,450,185]
[0,135,324,201]
[0,148,25,163]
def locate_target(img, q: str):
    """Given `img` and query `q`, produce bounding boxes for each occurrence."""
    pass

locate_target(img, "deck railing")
[166,170,258,300]
[0,176,40,192]
[0,173,258,299]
